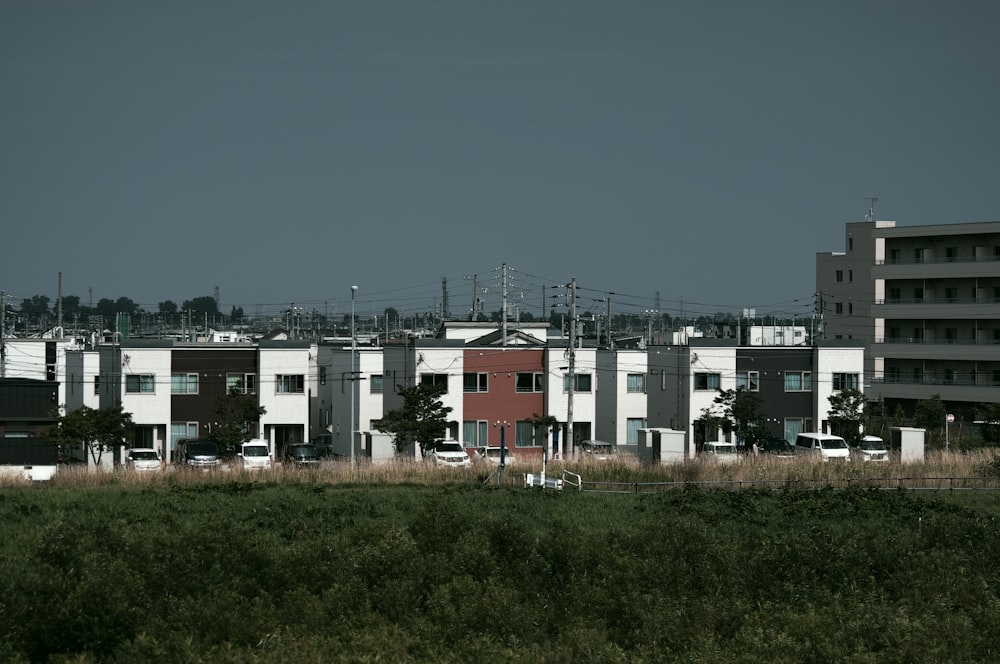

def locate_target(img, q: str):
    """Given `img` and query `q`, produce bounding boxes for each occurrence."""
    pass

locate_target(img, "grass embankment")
[1,467,1000,662]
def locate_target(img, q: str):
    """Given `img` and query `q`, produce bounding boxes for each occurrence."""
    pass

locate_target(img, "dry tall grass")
[5,448,996,490]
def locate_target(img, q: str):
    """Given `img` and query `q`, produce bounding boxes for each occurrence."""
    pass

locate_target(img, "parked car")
[431,441,472,468]
[176,438,222,469]
[474,446,514,465]
[238,440,272,470]
[702,441,740,463]
[760,436,795,458]
[126,447,162,471]
[284,443,321,467]
[579,440,616,460]
[794,433,851,462]
[856,435,889,462]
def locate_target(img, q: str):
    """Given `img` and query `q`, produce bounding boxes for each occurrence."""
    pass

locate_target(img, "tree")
[827,388,866,446]
[19,295,51,324]
[209,387,267,455]
[182,296,220,317]
[914,394,947,446]
[979,403,1000,444]
[527,413,558,450]
[46,404,135,466]
[709,388,766,448]
[374,384,452,457]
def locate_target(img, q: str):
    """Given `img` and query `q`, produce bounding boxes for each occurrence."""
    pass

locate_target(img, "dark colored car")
[760,436,795,457]
[176,438,222,468]
[284,443,321,467]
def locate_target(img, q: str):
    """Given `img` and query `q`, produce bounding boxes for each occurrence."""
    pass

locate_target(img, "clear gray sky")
[3,1,998,323]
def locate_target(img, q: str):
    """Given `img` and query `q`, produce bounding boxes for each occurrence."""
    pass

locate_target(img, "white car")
[431,441,471,468]
[857,435,889,462]
[702,441,740,463]
[126,448,162,471]
[238,440,272,470]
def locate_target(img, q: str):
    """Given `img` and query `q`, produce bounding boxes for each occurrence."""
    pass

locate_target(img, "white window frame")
[171,372,199,395]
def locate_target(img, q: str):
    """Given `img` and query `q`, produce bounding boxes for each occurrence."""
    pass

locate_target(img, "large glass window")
[626,418,646,444]
[170,422,198,450]
[516,372,543,392]
[227,373,256,394]
[694,373,721,390]
[125,374,154,393]
[784,371,812,392]
[171,373,199,395]
[833,373,859,390]
[563,374,592,392]
[515,420,536,447]
[420,373,448,392]
[627,374,646,393]
[736,371,759,391]
[463,372,488,393]
[463,420,489,446]
[276,374,304,394]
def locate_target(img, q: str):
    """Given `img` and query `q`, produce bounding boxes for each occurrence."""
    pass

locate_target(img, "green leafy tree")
[914,394,947,446]
[19,295,51,324]
[209,387,267,455]
[711,388,766,447]
[182,296,220,317]
[46,404,135,466]
[979,403,1000,444]
[827,388,866,446]
[374,384,452,456]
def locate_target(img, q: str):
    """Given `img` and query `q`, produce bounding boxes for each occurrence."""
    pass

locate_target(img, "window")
[848,302,853,315]
[833,373,859,390]
[944,369,956,384]
[914,287,924,302]
[420,373,448,392]
[125,374,154,393]
[227,373,256,394]
[889,288,901,302]
[994,370,1000,386]
[945,328,958,342]
[914,248,925,263]
[784,371,812,392]
[563,373,592,392]
[276,374,305,394]
[627,373,646,393]
[889,248,901,264]
[945,246,958,262]
[171,373,199,395]
[836,270,844,282]
[516,372,543,392]
[835,302,843,315]
[695,373,721,390]
[515,420,537,447]
[626,418,646,444]
[463,420,489,446]
[848,270,853,282]
[736,371,759,391]
[887,367,900,383]
[170,422,198,450]
[370,374,383,394]
[912,367,923,384]
[463,372,488,393]
[93,375,100,395]
[319,366,327,385]
[945,287,958,302]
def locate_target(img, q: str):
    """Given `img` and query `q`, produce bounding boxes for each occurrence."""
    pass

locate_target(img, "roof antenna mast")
[864,195,878,222]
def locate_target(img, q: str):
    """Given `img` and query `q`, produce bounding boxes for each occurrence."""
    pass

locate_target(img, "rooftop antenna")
[863,195,878,222]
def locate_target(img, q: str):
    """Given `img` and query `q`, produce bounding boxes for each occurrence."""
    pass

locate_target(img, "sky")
[2,0,999,325]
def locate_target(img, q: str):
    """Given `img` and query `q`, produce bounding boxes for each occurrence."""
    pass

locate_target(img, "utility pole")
[1,290,6,378]
[501,263,508,347]
[567,278,577,459]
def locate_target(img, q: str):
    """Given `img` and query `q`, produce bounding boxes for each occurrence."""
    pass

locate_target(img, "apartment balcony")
[873,297,1000,320]
[873,256,1000,280]
[874,338,1000,361]
[869,376,1000,403]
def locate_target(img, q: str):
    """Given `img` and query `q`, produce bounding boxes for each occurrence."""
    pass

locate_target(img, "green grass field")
[2,460,999,662]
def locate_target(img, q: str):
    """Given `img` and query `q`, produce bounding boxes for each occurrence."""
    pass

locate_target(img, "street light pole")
[350,285,358,467]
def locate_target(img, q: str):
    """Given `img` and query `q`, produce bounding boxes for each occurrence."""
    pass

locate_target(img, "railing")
[875,256,1000,266]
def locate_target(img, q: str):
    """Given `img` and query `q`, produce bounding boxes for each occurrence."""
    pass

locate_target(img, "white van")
[794,433,850,461]
[238,440,272,470]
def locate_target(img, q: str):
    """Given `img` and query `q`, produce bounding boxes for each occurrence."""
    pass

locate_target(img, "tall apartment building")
[817,219,1000,419]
